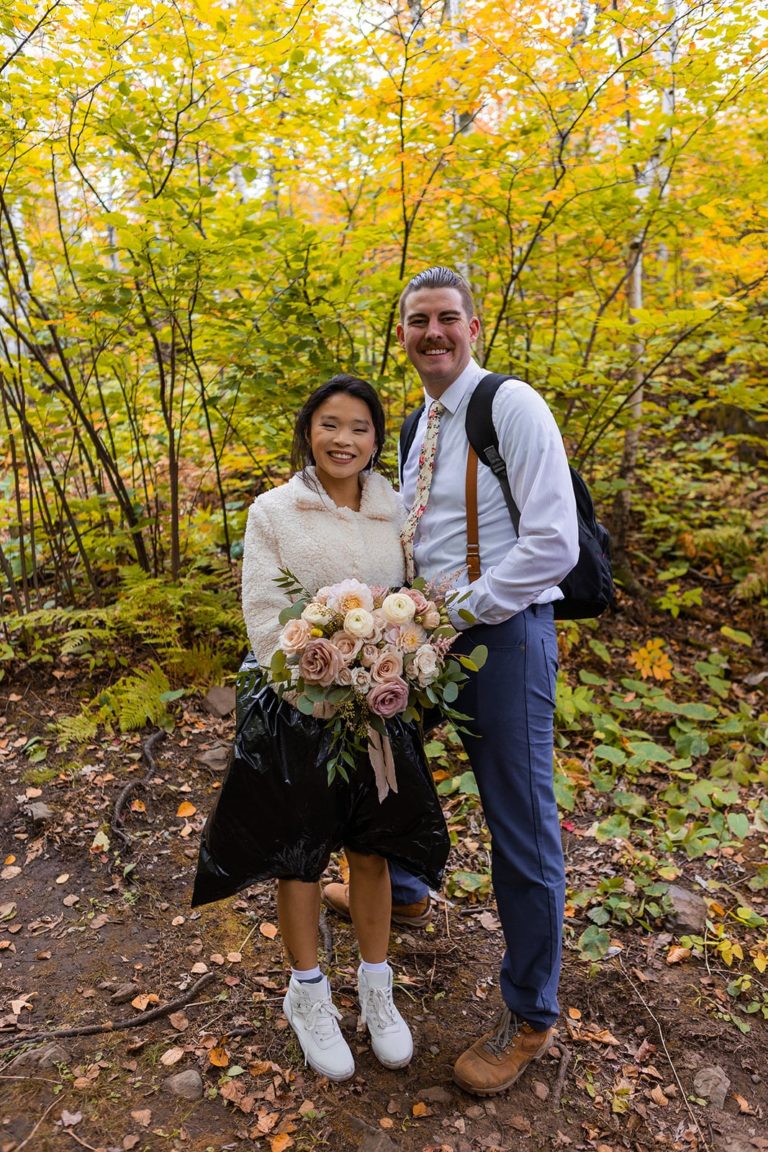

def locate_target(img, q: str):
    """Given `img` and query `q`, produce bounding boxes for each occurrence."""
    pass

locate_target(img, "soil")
[1,664,766,1152]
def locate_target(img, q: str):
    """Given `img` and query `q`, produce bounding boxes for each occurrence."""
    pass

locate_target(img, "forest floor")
[1,591,766,1152]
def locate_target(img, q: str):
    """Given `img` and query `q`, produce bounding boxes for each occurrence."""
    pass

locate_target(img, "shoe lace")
[484,1007,522,1057]
[303,996,343,1043]
[361,986,399,1031]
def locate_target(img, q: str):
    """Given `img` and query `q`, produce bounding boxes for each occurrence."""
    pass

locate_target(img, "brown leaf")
[130,1110,152,1127]
[734,1092,756,1115]
[168,1011,189,1031]
[123,1136,140,1150]
[60,1110,82,1128]
[259,921,279,940]
[649,1085,669,1106]
[249,1060,282,1076]
[412,1102,431,1117]
[130,799,146,812]
[160,1047,185,1066]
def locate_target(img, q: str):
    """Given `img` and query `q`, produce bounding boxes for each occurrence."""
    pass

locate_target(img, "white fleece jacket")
[241,468,406,667]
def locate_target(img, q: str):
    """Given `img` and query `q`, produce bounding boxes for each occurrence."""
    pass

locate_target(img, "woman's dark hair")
[291,374,386,479]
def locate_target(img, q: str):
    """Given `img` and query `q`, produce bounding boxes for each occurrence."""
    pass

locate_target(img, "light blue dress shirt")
[400,358,579,628]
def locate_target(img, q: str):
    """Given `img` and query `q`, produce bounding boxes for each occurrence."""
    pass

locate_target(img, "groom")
[325,266,578,1095]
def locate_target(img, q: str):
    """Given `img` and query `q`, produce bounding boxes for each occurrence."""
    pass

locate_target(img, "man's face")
[397,287,480,396]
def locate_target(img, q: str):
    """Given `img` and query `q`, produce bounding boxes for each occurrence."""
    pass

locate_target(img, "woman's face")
[309,392,377,487]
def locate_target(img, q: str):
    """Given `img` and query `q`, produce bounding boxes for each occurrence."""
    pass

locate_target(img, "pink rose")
[403,587,430,614]
[367,676,409,718]
[421,606,441,630]
[360,643,378,668]
[371,646,404,683]
[298,639,345,686]
[279,617,313,657]
[337,667,353,686]
[331,630,363,664]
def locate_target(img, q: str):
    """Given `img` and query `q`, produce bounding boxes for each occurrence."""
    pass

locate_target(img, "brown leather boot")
[321,883,432,927]
[453,1007,555,1096]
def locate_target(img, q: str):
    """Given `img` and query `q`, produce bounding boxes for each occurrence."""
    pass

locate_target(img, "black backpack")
[399,372,615,620]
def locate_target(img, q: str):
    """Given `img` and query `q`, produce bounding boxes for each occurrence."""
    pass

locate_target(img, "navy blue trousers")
[390,604,564,1029]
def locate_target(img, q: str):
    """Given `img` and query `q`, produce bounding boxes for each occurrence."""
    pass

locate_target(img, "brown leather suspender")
[465,446,481,583]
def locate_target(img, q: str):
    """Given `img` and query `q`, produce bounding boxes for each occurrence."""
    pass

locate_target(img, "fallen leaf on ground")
[60,1111,82,1127]
[176,801,197,818]
[130,1110,151,1127]
[131,993,160,1011]
[734,1092,756,1114]
[169,1011,189,1031]
[412,1102,431,1117]
[160,1047,185,1066]
[209,1044,230,1067]
[269,1135,294,1152]
[666,946,691,964]
[259,922,278,939]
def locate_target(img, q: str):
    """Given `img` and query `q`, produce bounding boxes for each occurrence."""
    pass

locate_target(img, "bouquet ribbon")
[366,726,398,803]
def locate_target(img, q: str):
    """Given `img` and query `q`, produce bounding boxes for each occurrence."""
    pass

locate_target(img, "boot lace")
[361,986,399,1032]
[484,1007,522,1056]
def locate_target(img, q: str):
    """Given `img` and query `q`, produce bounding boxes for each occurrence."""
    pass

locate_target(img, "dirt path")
[1,692,765,1152]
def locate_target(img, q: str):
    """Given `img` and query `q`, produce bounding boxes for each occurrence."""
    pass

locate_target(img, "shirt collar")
[422,358,484,416]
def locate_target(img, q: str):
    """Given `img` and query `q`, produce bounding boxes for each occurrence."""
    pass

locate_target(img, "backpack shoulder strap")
[465,373,521,534]
[399,403,425,484]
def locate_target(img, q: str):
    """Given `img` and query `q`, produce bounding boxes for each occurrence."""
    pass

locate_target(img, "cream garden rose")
[301,600,335,628]
[326,578,374,614]
[411,644,441,686]
[381,592,417,625]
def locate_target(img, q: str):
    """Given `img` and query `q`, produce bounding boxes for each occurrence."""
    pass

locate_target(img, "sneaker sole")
[283,999,355,1082]
[452,1034,554,1096]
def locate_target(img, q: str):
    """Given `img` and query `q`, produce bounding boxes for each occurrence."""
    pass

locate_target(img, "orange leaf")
[567,1006,582,1020]
[176,801,197,818]
[666,946,691,965]
[269,1135,294,1152]
[131,993,160,1011]
[209,1045,230,1067]
[412,1101,431,1117]
[130,799,146,812]
[259,922,278,940]
[734,1093,755,1114]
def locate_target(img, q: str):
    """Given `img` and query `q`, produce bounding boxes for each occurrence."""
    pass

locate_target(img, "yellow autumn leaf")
[176,801,197,818]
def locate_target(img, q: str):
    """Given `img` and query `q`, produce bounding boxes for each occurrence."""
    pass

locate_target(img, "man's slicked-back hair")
[398,266,475,322]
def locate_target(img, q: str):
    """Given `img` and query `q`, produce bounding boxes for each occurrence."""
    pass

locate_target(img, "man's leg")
[452,604,563,1092]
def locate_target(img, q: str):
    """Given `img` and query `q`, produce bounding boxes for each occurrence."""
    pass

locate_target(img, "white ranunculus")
[344,607,375,639]
[381,592,417,625]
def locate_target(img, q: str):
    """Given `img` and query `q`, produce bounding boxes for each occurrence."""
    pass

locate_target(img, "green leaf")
[457,770,479,796]
[468,644,488,669]
[726,812,750,841]
[577,925,611,961]
[595,813,631,841]
[296,695,315,715]
[442,681,459,703]
[720,625,752,646]
[594,744,626,765]
[278,600,306,625]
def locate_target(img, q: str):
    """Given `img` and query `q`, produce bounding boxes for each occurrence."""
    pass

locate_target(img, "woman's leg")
[347,850,391,962]
[277,879,320,970]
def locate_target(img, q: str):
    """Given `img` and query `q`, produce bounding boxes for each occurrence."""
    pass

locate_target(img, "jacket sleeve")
[241,499,290,668]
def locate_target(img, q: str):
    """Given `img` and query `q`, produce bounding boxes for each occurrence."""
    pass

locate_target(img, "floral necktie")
[401,400,445,583]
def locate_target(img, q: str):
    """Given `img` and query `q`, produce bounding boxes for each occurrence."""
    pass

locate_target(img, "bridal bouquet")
[255,572,487,796]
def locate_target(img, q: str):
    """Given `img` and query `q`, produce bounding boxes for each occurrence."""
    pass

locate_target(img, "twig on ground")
[237,920,259,954]
[67,1130,102,1151]
[111,729,165,850]
[0,972,215,1051]
[551,1043,572,1110]
[617,957,712,1152]
[11,1098,58,1151]
[318,908,334,966]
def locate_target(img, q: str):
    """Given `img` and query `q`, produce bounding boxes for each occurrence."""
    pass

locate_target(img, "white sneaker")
[283,975,355,1081]
[357,964,413,1069]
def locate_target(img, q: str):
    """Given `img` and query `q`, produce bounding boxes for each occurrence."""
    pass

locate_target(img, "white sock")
[292,965,322,983]
[360,959,390,974]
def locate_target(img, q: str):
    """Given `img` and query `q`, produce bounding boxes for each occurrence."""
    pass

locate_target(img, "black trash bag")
[191,653,449,907]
